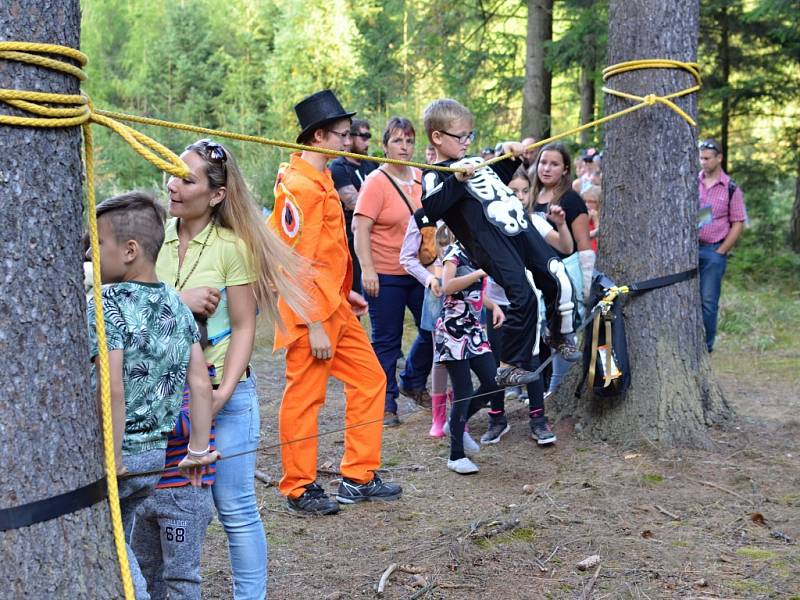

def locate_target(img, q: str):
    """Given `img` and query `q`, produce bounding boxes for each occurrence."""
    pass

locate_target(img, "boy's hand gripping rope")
[0,42,701,589]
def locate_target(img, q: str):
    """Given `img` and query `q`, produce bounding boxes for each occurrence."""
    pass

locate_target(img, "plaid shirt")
[698,169,747,244]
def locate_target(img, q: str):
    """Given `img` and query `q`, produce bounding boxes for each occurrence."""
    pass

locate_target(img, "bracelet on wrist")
[186,444,210,458]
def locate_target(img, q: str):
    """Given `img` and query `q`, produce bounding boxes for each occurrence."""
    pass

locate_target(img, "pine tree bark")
[550,0,732,448]
[522,0,553,140]
[0,1,124,596]
[790,160,800,253]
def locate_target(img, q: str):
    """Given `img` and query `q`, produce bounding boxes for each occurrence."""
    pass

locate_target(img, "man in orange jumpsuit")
[269,90,402,515]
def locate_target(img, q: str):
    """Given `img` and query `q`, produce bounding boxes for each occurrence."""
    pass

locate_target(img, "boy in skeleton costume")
[421,99,579,386]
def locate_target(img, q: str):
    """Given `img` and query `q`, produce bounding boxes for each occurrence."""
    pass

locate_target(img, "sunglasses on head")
[197,139,228,163]
[351,131,372,140]
[698,141,720,152]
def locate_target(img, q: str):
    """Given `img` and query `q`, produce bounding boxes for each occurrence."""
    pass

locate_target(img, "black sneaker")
[287,483,340,516]
[552,334,582,363]
[336,474,402,504]
[530,418,557,446]
[495,365,539,386]
[480,413,511,445]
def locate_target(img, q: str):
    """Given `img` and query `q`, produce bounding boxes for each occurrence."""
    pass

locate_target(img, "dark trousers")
[366,273,433,413]
[444,353,502,460]
[344,209,361,295]
[474,227,576,371]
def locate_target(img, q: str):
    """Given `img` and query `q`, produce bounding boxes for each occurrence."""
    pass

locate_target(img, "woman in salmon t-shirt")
[353,117,432,426]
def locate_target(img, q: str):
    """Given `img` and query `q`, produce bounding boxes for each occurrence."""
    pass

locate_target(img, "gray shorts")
[132,485,215,600]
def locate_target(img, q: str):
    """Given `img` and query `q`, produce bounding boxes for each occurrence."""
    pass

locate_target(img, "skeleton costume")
[421,155,576,371]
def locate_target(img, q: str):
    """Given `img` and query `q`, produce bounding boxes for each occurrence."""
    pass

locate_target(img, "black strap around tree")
[627,267,697,294]
[0,476,107,531]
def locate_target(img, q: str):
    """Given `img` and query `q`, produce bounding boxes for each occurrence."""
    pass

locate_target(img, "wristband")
[186,444,210,458]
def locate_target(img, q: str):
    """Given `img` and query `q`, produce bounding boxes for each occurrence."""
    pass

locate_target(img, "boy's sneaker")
[462,431,481,455]
[552,334,582,363]
[287,483,340,516]
[496,365,539,386]
[336,474,402,504]
[504,386,521,402]
[480,417,510,445]
[447,457,479,474]
[530,418,557,446]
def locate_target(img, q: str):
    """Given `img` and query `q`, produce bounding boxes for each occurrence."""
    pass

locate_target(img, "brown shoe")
[383,411,401,427]
[400,387,432,409]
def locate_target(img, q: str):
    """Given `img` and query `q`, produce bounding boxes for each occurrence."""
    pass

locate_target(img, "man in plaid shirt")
[698,138,747,352]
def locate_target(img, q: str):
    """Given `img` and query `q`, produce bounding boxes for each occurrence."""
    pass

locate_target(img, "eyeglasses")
[440,130,476,144]
[351,131,372,140]
[698,141,720,152]
[328,129,352,140]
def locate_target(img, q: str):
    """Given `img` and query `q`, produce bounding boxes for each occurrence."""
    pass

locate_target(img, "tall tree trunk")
[522,0,553,140]
[579,0,597,146]
[718,4,730,171]
[0,2,124,596]
[551,0,732,448]
[790,158,800,253]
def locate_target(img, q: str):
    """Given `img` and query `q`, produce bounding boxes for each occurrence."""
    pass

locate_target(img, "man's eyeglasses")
[698,141,720,152]
[351,131,372,140]
[441,130,476,145]
[329,129,352,140]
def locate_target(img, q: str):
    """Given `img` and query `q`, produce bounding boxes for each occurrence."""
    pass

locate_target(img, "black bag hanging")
[579,268,697,398]
[583,272,631,397]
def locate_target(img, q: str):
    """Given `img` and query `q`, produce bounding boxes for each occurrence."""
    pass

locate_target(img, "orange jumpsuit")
[268,152,386,499]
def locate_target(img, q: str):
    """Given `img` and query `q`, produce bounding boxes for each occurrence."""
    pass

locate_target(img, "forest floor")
[200,316,799,600]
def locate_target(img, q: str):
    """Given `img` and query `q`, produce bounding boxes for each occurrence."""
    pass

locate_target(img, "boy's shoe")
[496,365,539,386]
[552,334,582,363]
[336,474,402,504]
[480,418,511,445]
[530,418,557,446]
[462,431,481,455]
[287,483,340,516]
[400,387,432,409]
[447,457,479,474]
[504,386,521,402]
[383,411,401,427]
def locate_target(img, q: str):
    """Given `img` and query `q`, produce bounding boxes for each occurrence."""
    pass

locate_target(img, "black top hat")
[294,89,356,144]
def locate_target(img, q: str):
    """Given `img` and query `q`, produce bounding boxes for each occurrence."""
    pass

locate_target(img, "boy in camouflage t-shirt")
[86,192,216,598]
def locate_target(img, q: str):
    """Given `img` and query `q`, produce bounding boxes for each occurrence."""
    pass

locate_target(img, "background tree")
[0,1,123,595]
[522,0,553,140]
[551,0,732,447]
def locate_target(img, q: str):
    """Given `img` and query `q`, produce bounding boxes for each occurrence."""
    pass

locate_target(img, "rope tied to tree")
[0,43,703,598]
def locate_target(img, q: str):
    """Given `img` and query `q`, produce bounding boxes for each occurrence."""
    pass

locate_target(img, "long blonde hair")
[186,139,308,326]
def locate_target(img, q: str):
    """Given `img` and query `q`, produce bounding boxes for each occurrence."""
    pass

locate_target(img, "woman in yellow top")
[156,139,305,599]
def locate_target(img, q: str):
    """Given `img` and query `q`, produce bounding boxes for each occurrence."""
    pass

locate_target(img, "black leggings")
[444,353,503,460]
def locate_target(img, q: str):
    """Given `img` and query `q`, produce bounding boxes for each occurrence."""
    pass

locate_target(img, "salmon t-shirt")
[354,167,422,276]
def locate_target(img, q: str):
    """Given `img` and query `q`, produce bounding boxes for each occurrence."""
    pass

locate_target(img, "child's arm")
[544,206,575,255]
[421,170,467,221]
[441,259,486,295]
[482,295,506,328]
[95,349,126,475]
[399,216,436,289]
[179,342,219,486]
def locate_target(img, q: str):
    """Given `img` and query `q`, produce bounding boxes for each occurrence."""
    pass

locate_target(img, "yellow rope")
[0,43,701,596]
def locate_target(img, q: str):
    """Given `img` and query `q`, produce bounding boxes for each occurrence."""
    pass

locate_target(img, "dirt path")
[201,344,799,599]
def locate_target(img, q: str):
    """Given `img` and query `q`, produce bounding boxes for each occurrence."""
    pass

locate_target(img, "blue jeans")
[212,376,267,600]
[367,273,432,413]
[699,242,728,352]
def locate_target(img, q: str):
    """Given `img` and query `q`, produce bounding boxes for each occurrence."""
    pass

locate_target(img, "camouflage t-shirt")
[88,281,200,454]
